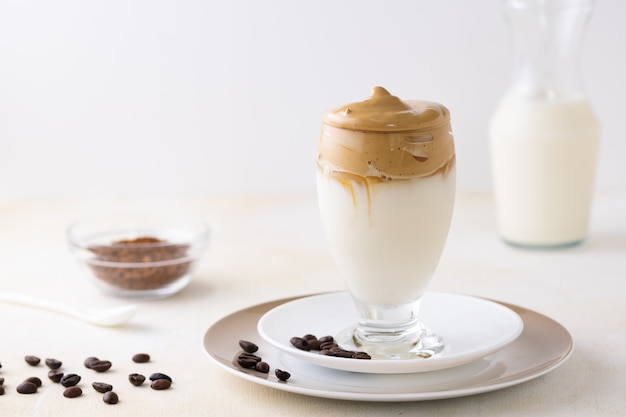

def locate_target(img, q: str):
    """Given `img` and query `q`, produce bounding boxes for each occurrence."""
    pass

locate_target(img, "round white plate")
[202,293,573,402]
[257,291,523,374]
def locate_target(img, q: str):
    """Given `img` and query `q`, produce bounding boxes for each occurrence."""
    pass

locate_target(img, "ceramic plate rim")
[257,291,524,374]
[201,292,574,402]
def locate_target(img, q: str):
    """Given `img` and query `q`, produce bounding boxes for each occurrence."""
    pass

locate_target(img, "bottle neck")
[503,0,594,101]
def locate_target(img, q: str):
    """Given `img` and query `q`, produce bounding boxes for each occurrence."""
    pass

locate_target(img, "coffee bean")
[0,386,4,395]
[128,373,146,386]
[48,370,64,383]
[307,339,321,350]
[354,352,372,360]
[84,357,100,369]
[236,353,261,369]
[290,337,311,351]
[275,369,291,381]
[44,358,62,369]
[238,352,262,362]
[150,379,171,390]
[17,381,38,394]
[24,355,40,366]
[334,350,356,358]
[255,361,270,373]
[103,391,119,404]
[290,333,371,360]
[132,353,150,363]
[0,376,5,385]
[60,374,81,387]
[319,342,338,350]
[238,340,259,353]
[25,376,42,387]
[237,356,258,368]
[92,382,113,393]
[63,386,82,398]
[89,360,112,372]
[149,373,172,383]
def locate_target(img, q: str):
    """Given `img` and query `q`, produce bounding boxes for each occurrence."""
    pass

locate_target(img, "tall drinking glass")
[316,87,456,359]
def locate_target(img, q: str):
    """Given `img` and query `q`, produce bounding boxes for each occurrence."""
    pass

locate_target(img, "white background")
[1,0,624,199]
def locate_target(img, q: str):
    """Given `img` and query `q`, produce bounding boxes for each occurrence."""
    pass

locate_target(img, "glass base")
[336,296,446,359]
[335,322,445,360]
[502,237,585,250]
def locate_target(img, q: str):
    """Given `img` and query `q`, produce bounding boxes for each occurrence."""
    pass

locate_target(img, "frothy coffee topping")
[318,87,455,180]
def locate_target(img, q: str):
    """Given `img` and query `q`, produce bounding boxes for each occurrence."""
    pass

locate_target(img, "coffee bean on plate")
[103,391,119,404]
[149,373,172,383]
[275,369,291,382]
[17,381,38,394]
[289,337,311,351]
[132,353,150,363]
[151,379,171,390]
[45,358,62,369]
[255,361,270,373]
[128,373,146,386]
[24,355,41,366]
[0,386,5,395]
[0,377,4,385]
[60,374,81,387]
[236,353,261,369]
[92,382,113,393]
[48,370,64,383]
[238,340,259,353]
[63,386,82,398]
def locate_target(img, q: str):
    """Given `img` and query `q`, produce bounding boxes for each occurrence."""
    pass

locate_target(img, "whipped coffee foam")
[318,86,455,181]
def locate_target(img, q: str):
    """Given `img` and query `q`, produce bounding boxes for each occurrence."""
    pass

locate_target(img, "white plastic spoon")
[0,292,138,327]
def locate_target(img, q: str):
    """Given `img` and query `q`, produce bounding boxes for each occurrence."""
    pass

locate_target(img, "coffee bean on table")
[89,360,112,372]
[60,374,81,387]
[84,357,100,369]
[275,369,291,382]
[17,381,38,394]
[132,353,150,363]
[128,373,146,386]
[45,358,62,369]
[149,373,172,383]
[0,377,4,385]
[238,340,259,353]
[25,376,42,387]
[150,379,171,390]
[48,370,64,383]
[103,391,119,404]
[0,386,5,395]
[24,355,40,366]
[63,386,82,398]
[92,382,113,393]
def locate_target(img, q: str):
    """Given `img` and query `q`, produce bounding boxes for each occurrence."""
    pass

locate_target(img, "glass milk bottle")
[489,0,600,248]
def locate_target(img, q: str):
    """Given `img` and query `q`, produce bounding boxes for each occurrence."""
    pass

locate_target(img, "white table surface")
[0,191,624,416]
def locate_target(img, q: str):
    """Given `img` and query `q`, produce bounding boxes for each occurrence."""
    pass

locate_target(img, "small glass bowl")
[68,213,209,299]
